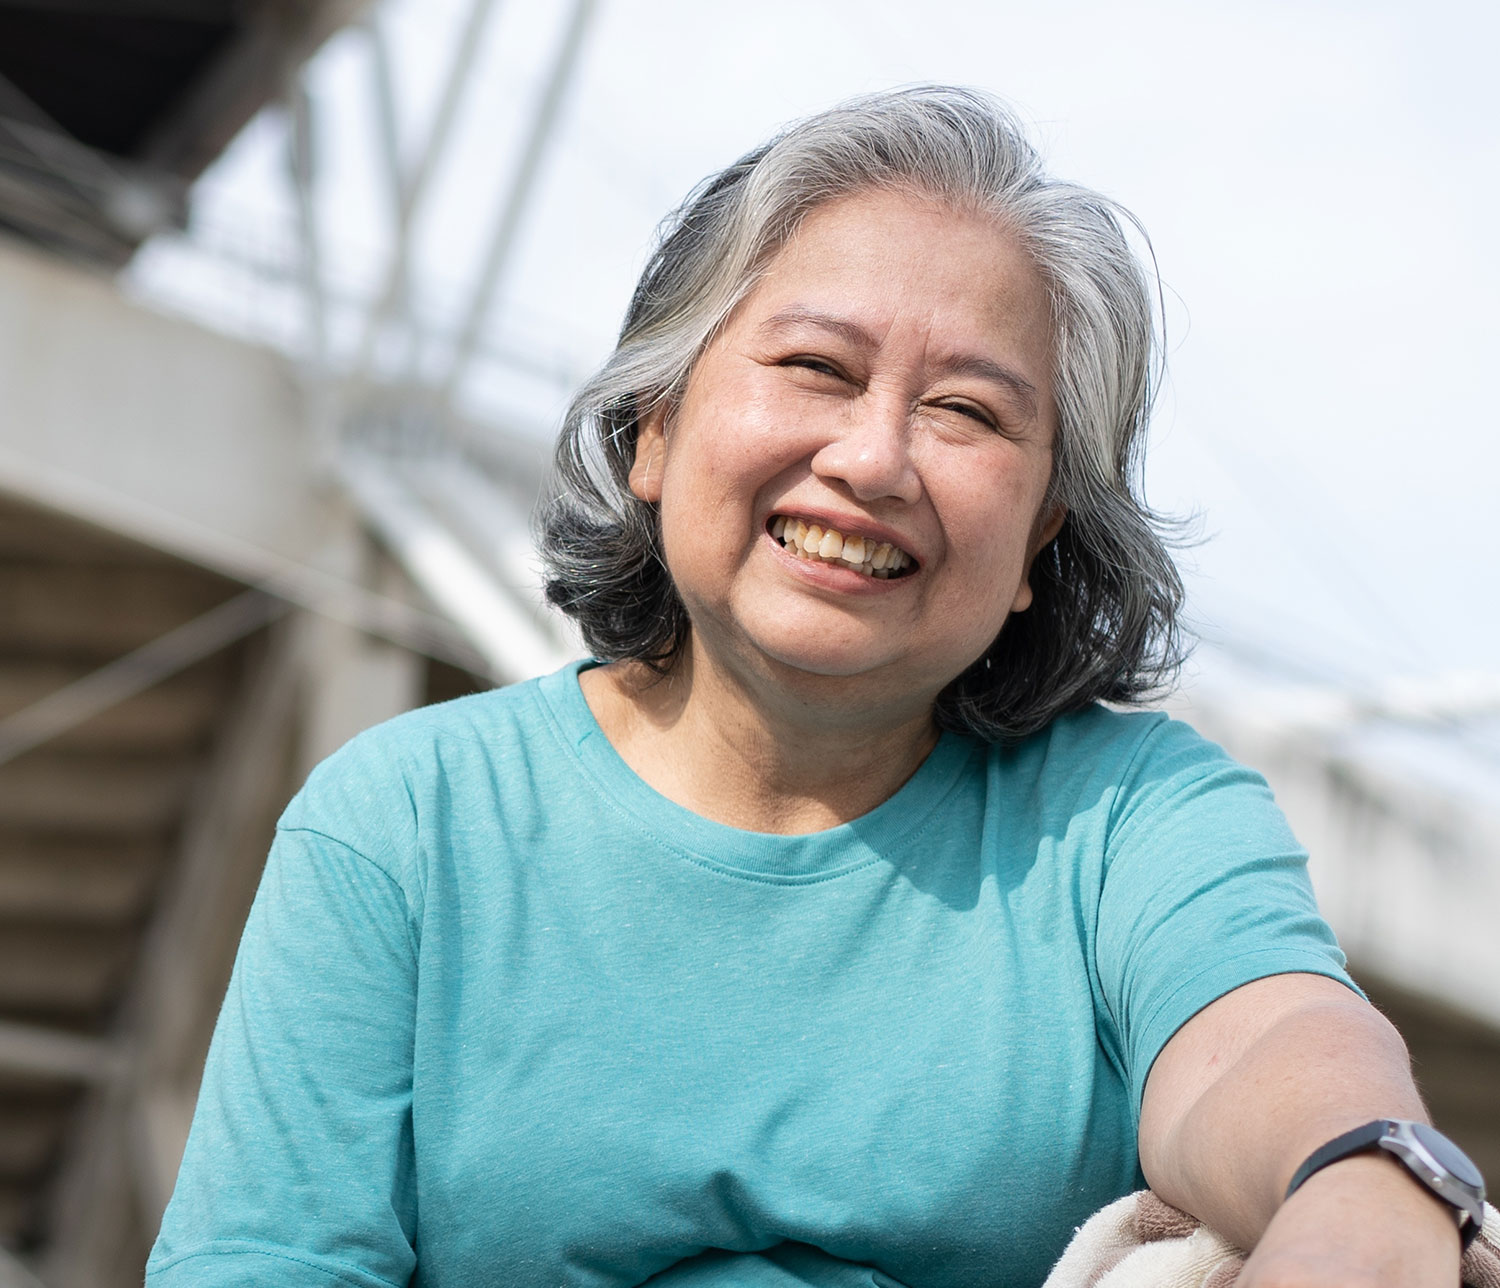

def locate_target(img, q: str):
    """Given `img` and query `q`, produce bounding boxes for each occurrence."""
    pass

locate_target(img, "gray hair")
[541,85,1185,740]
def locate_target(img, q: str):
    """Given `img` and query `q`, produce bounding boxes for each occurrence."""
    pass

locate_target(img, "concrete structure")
[0,231,510,1285]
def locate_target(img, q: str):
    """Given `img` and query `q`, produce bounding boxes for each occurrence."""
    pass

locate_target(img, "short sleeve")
[146,818,419,1287]
[1093,718,1359,1118]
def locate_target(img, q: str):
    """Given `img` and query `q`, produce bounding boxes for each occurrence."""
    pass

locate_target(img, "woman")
[149,88,1479,1287]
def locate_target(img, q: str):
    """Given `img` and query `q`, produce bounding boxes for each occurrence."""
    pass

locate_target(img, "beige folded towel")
[1043,1192,1500,1288]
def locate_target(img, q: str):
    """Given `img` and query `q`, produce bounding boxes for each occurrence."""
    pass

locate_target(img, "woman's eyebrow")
[757,307,1040,420]
[756,307,877,349]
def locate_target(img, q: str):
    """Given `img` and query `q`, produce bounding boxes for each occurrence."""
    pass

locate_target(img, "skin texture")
[583,188,1460,1281]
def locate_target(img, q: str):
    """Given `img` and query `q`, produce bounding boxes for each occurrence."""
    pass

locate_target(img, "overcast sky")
[132,0,1499,693]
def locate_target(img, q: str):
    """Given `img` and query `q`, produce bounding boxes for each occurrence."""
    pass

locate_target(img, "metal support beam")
[404,451,565,628]
[287,75,342,478]
[440,0,596,406]
[341,447,573,681]
[288,83,329,373]
[350,0,502,384]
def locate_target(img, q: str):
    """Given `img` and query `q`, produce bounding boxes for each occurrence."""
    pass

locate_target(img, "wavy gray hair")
[540,85,1184,740]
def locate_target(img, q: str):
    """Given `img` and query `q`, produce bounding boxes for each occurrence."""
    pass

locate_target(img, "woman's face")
[630,187,1064,707]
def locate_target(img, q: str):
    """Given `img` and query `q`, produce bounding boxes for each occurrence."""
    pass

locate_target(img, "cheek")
[940,470,1044,556]
[655,436,766,566]
[669,418,806,510]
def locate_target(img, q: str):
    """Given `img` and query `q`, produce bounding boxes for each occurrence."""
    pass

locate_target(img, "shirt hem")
[146,1244,407,1288]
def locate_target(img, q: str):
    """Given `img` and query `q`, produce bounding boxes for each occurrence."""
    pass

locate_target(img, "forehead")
[740,189,1051,336]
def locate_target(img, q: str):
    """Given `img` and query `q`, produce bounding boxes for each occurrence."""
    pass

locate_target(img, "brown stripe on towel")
[1133,1193,1203,1241]
[1464,1209,1500,1288]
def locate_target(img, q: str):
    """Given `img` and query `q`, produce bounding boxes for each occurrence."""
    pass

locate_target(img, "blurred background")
[0,0,1495,1283]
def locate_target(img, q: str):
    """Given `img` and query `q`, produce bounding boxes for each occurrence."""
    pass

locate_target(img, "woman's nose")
[809,395,922,504]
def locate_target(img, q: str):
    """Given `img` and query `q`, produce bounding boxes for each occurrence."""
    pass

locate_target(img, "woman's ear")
[628,404,668,503]
[1010,504,1067,613]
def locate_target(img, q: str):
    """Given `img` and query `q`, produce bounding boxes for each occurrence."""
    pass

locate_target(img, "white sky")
[131,0,1500,693]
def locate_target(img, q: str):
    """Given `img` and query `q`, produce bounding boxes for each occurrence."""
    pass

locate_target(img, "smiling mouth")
[769,515,916,579]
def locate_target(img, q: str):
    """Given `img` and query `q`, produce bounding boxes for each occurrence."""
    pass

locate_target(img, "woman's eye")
[938,400,998,429]
[782,356,843,378]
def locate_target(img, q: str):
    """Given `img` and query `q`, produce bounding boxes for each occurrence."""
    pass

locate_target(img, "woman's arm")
[146,821,420,1287]
[1139,972,1464,1286]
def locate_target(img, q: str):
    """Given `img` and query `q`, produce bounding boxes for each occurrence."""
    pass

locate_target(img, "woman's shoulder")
[982,701,1278,847]
[299,676,544,782]
[1010,700,1239,785]
[1021,702,1292,864]
[276,674,558,871]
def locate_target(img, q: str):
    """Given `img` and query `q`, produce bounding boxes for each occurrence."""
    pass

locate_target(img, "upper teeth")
[769,516,913,578]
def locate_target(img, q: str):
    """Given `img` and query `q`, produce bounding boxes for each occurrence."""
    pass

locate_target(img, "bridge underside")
[0,489,484,1285]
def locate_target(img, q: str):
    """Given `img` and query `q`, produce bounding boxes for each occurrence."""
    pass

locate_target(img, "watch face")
[1410,1123,1486,1194]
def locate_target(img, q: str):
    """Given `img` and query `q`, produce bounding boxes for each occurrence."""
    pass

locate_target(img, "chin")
[748,640,881,678]
[778,656,892,682]
[716,627,884,679]
[756,642,958,693]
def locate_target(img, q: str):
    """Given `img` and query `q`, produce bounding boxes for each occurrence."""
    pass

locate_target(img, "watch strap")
[1285,1120,1389,1199]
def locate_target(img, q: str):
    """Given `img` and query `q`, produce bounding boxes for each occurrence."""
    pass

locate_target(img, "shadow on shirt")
[641,1242,910,1288]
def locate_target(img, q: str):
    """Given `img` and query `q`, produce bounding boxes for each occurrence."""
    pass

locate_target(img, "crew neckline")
[535,660,977,883]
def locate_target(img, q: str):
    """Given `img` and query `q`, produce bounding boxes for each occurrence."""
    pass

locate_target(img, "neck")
[581,639,942,834]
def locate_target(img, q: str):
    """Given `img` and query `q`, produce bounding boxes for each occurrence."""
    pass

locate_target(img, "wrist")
[1292,1153,1463,1247]
[1248,1157,1463,1288]
[1285,1119,1485,1250]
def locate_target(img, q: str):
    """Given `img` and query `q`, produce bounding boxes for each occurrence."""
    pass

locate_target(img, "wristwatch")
[1286,1119,1486,1250]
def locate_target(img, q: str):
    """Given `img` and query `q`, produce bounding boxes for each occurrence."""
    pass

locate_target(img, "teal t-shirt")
[147,662,1353,1288]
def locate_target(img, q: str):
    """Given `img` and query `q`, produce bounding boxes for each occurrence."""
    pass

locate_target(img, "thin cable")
[0,591,287,767]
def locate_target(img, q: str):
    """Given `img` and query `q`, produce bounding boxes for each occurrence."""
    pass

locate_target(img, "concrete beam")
[0,1109,57,1177]
[0,238,323,570]
[0,926,136,1018]
[0,835,163,923]
[0,754,192,832]
[0,564,238,657]
[298,609,424,774]
[0,1020,121,1084]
